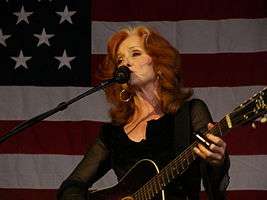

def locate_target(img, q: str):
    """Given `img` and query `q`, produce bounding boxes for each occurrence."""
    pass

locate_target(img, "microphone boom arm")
[0,78,115,144]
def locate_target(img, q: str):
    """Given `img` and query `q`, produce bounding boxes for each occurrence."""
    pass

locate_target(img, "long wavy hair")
[97,26,192,125]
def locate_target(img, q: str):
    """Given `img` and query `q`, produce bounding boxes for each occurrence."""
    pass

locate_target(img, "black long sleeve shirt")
[58,99,230,200]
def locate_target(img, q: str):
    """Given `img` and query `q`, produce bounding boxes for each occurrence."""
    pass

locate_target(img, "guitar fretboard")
[132,117,231,200]
[131,88,267,200]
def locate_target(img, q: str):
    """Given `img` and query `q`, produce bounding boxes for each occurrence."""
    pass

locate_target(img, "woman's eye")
[132,52,141,57]
[117,58,123,64]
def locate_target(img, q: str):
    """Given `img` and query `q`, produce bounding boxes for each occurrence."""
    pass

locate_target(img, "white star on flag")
[13,5,33,24]
[11,50,32,69]
[55,50,75,69]
[56,5,76,24]
[0,29,11,47]
[34,28,55,47]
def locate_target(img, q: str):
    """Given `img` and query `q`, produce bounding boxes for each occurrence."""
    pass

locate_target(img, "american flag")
[0,0,267,199]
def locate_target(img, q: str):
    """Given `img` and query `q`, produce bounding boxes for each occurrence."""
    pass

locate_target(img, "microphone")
[113,66,131,84]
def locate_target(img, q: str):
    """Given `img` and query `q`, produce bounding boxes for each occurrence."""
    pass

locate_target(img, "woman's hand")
[193,123,226,166]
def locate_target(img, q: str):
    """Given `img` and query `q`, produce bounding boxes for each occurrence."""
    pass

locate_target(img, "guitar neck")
[132,115,240,200]
[132,88,267,199]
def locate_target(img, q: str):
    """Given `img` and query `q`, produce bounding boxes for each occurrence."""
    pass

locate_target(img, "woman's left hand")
[193,123,226,166]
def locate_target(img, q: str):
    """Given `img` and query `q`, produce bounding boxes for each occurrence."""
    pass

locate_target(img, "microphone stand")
[0,78,116,144]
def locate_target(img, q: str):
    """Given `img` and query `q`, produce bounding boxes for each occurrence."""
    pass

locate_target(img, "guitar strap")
[173,101,191,153]
[173,100,214,200]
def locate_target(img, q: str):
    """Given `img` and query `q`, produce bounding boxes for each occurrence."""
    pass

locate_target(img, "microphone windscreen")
[114,66,131,84]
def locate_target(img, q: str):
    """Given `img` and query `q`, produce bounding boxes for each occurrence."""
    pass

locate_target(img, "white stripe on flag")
[92,19,267,54]
[0,86,265,122]
[0,154,266,191]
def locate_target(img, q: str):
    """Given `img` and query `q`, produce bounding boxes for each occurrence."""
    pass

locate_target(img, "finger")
[207,122,214,129]
[193,147,206,159]
[197,143,224,161]
[193,147,223,166]
[194,145,224,166]
[206,134,226,149]
[209,143,225,155]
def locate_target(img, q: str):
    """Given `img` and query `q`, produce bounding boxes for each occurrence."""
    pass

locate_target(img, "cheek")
[138,55,152,66]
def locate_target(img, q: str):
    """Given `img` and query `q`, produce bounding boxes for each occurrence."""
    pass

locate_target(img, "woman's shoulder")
[178,98,212,120]
[99,122,122,140]
[187,98,213,122]
[188,98,209,110]
[101,122,120,131]
[177,98,209,113]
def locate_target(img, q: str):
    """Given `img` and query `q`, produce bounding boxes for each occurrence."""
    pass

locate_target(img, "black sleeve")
[190,99,230,200]
[57,126,111,200]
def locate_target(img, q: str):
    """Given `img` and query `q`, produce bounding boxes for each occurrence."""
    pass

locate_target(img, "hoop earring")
[120,89,131,102]
[156,71,162,80]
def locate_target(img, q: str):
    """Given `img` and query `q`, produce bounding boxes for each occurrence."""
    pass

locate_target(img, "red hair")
[97,26,192,125]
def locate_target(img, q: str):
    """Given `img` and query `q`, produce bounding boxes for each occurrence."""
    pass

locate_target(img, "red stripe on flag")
[224,122,267,155]
[91,52,267,87]
[0,189,57,200]
[0,121,267,155]
[0,189,267,200]
[0,121,103,155]
[92,0,267,21]
[200,190,267,200]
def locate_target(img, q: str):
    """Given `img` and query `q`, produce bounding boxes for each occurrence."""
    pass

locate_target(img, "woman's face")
[117,34,156,87]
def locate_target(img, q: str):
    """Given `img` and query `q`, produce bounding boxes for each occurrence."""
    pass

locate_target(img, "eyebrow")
[117,46,142,57]
[129,46,142,50]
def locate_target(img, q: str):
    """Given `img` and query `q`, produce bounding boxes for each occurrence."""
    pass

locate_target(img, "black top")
[58,99,230,200]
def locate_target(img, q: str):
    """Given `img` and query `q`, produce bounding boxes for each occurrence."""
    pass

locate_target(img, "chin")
[129,80,153,88]
[129,75,156,87]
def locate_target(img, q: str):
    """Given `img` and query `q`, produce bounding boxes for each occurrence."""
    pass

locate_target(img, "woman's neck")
[134,80,162,116]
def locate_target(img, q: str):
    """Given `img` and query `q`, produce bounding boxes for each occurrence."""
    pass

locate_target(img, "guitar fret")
[170,166,175,178]
[161,173,166,187]
[150,182,156,197]
[133,191,141,200]
[165,169,170,183]
[180,159,185,170]
[133,189,141,200]
[149,184,153,199]
[186,155,191,165]
[140,187,145,200]
[143,188,147,200]
[186,153,190,165]
[147,185,152,199]
[173,160,181,175]
[144,186,149,200]
[138,192,142,200]
[172,165,178,176]
[153,177,159,194]
[141,188,145,200]
[155,175,162,191]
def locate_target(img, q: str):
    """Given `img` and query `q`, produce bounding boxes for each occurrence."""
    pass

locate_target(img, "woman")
[58,26,230,200]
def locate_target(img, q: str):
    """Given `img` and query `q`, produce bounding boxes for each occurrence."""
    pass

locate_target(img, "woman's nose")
[120,59,131,68]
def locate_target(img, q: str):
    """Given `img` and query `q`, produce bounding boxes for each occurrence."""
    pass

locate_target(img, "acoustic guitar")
[88,88,267,200]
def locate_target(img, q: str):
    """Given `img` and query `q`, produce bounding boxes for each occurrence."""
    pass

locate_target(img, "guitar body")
[88,159,165,200]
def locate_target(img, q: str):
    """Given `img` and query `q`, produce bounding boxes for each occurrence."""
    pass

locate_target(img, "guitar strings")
[132,99,266,199]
